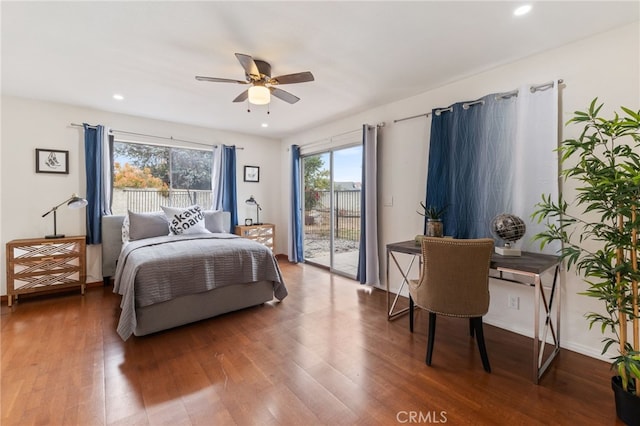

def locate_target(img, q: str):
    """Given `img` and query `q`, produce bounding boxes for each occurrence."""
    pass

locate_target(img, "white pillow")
[121,214,130,243]
[204,210,227,233]
[161,205,210,236]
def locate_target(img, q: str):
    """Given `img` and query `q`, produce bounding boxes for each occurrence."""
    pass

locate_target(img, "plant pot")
[612,376,640,426]
[425,219,443,238]
[305,215,315,225]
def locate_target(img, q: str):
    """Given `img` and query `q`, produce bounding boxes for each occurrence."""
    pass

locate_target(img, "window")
[112,140,213,214]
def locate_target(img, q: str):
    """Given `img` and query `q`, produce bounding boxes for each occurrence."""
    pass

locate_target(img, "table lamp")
[245,195,262,225]
[42,193,88,239]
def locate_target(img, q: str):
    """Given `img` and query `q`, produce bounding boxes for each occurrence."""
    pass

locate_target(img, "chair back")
[415,237,494,317]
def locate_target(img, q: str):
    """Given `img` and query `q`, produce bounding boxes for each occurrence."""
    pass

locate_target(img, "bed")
[102,210,287,340]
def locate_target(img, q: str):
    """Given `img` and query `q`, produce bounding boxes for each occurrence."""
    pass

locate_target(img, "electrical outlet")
[508,295,520,310]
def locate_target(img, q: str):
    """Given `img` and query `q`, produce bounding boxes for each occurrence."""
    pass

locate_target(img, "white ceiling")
[2,1,639,139]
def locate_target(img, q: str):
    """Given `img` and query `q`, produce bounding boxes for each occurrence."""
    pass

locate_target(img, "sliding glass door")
[303,145,362,278]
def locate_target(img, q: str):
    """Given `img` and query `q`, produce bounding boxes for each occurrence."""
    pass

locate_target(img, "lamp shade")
[68,195,88,209]
[248,85,270,105]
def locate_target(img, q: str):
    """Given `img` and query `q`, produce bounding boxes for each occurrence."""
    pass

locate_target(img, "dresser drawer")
[235,224,275,251]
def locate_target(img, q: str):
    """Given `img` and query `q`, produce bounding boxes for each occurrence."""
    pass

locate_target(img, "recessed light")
[261,123,269,128]
[113,94,124,100]
[514,4,532,16]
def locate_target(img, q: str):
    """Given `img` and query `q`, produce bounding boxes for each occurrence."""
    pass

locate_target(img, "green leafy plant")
[417,202,447,220]
[304,189,321,211]
[304,155,329,211]
[532,99,640,395]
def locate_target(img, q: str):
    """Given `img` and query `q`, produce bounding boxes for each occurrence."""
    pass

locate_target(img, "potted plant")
[418,202,446,238]
[532,99,640,424]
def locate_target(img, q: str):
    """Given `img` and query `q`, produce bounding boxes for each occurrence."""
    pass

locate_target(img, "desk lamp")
[42,193,88,238]
[245,195,262,225]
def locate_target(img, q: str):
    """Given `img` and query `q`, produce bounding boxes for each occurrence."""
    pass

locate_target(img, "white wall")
[0,97,284,287]
[281,22,640,360]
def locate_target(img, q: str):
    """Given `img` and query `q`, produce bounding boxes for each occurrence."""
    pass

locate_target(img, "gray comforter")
[113,233,287,340]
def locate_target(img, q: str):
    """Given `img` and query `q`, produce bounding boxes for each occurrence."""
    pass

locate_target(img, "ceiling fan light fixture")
[248,85,270,105]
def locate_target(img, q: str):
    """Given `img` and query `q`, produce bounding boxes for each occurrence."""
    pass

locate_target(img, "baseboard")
[483,317,609,361]
[1,281,105,306]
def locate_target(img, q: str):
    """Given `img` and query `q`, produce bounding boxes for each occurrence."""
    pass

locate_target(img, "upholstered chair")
[408,237,495,372]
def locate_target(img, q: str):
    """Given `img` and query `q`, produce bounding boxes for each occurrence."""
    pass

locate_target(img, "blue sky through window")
[333,146,362,183]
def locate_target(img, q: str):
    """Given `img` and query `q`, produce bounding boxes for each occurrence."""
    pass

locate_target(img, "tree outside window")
[303,155,329,211]
[114,142,212,190]
[112,141,213,213]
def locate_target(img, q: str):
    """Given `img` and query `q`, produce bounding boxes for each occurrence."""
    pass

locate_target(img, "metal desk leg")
[536,265,560,383]
[386,249,417,320]
[533,274,541,384]
[533,265,561,383]
[498,264,561,384]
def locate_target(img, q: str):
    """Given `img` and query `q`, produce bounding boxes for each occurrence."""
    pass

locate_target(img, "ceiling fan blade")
[235,53,260,79]
[270,87,300,104]
[195,76,248,84]
[270,71,315,85]
[233,90,249,103]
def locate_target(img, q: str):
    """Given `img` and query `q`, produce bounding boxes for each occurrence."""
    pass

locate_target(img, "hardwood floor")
[1,260,623,425]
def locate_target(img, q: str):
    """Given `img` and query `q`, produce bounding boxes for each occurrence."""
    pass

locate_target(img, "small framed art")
[244,165,260,182]
[36,149,69,174]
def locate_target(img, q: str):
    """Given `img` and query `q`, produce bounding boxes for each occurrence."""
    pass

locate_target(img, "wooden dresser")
[5,236,86,306]
[235,223,275,252]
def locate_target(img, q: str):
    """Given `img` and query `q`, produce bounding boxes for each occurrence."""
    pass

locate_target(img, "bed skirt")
[133,280,274,336]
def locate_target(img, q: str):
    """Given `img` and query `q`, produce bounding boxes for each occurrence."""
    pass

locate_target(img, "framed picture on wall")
[36,149,69,174]
[244,165,260,182]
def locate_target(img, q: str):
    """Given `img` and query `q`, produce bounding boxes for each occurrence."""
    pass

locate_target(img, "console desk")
[386,240,561,384]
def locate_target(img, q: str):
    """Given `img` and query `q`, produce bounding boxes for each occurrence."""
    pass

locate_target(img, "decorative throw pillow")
[161,205,210,235]
[121,214,130,243]
[127,210,170,241]
[204,210,227,233]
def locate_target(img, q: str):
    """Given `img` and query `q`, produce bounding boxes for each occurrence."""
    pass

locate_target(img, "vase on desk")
[425,219,443,238]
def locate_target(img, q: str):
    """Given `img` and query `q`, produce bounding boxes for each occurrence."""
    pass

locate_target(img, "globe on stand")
[491,214,526,256]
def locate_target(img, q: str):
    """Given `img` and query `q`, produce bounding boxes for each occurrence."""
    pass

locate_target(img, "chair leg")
[471,317,491,373]
[426,312,436,366]
[409,295,414,333]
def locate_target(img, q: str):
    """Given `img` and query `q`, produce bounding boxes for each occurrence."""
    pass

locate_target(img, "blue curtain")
[221,145,238,231]
[288,145,304,262]
[83,123,111,244]
[357,125,379,285]
[425,94,517,239]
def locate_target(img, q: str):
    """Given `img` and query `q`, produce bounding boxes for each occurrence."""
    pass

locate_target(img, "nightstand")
[235,223,275,252]
[5,236,86,306]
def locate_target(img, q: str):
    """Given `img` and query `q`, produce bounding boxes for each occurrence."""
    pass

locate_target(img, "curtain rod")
[330,122,385,140]
[296,122,386,150]
[69,123,244,150]
[393,79,564,124]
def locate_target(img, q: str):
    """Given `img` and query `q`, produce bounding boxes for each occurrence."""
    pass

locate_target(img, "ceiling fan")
[195,53,314,106]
